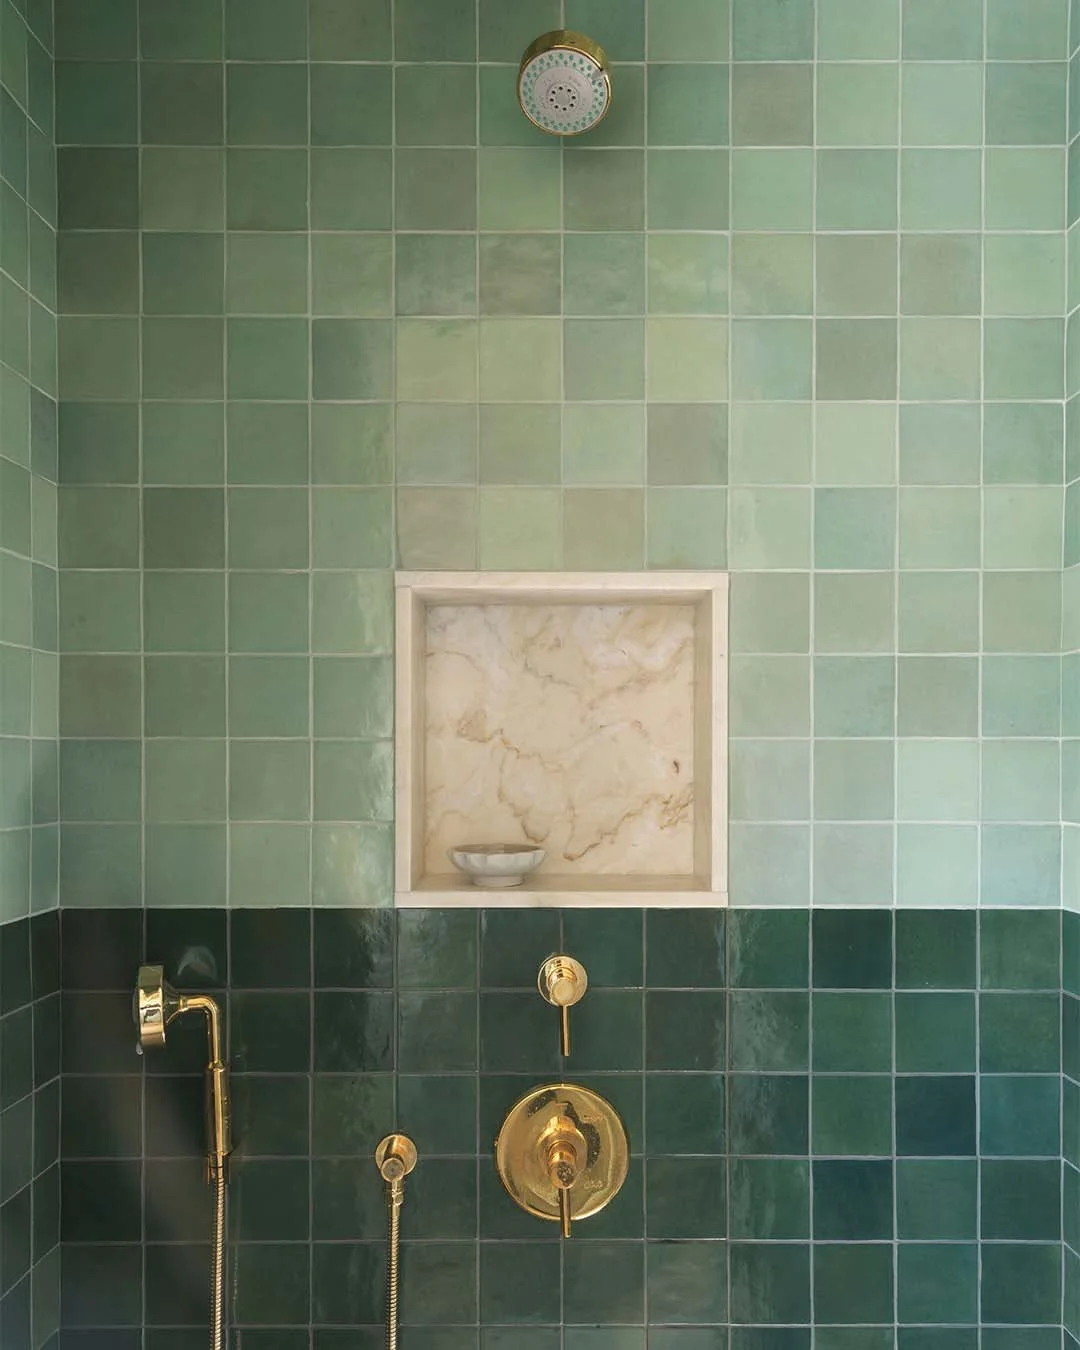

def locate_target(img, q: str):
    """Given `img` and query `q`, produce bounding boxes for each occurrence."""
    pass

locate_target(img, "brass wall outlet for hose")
[494,1083,628,1237]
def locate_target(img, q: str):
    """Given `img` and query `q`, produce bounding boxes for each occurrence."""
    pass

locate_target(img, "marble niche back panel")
[424,603,696,877]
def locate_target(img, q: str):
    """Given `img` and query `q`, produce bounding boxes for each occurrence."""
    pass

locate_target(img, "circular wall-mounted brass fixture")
[518,30,612,136]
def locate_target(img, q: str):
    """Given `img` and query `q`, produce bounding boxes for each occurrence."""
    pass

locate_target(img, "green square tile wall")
[34,0,1080,919]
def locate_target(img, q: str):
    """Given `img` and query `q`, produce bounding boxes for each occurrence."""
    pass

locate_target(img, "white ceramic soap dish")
[448,844,546,888]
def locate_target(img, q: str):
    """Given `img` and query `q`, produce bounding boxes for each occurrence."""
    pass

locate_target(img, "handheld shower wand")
[134,964,232,1350]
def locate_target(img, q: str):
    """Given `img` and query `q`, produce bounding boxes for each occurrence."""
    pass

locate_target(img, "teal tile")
[648,0,728,59]
[396,64,475,147]
[817,150,898,230]
[648,64,729,146]
[896,993,975,1071]
[986,62,1066,146]
[901,149,983,230]
[813,992,891,1071]
[812,1075,893,1156]
[903,0,982,57]
[732,64,813,147]
[981,825,1062,907]
[731,149,811,229]
[395,0,474,60]
[986,147,1066,229]
[814,656,895,737]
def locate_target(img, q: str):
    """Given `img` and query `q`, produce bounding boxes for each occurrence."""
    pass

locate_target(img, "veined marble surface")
[424,603,696,876]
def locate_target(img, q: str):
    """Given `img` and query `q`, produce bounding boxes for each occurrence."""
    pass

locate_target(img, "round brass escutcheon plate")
[495,1083,629,1228]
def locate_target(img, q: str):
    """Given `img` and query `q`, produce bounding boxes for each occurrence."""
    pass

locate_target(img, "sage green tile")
[479,63,547,146]
[819,0,899,56]
[985,318,1065,400]
[60,654,141,736]
[312,823,392,908]
[731,149,811,229]
[227,148,309,232]
[59,571,140,653]
[981,825,1062,906]
[226,0,307,58]
[648,234,728,316]
[56,0,137,56]
[478,148,561,230]
[730,739,811,820]
[901,235,981,315]
[648,64,729,147]
[816,320,898,401]
[59,485,139,568]
[901,65,984,148]
[815,487,895,569]
[141,61,223,146]
[227,318,307,402]
[398,404,477,485]
[901,149,982,230]
[396,487,477,568]
[1003,152,1069,241]
[564,233,642,316]
[898,739,980,821]
[146,655,226,737]
[227,63,308,146]
[983,741,1061,823]
[481,234,561,315]
[986,62,1067,146]
[395,65,476,147]
[394,0,474,60]
[899,487,980,567]
[144,572,226,653]
[988,0,1068,57]
[141,148,224,231]
[396,149,476,230]
[56,59,138,146]
[731,319,812,400]
[648,0,728,59]
[230,740,309,821]
[227,234,309,316]
[312,572,392,655]
[903,0,982,57]
[146,739,225,822]
[312,319,393,401]
[396,235,474,317]
[140,0,223,58]
[815,740,894,822]
[478,487,560,569]
[729,488,811,569]
[478,0,560,60]
[900,405,981,485]
[564,405,645,485]
[314,741,391,823]
[732,64,813,147]
[649,149,729,228]
[816,150,898,229]
[814,655,895,737]
[565,149,645,230]
[897,826,979,906]
[985,406,1062,487]
[229,653,309,736]
[562,489,645,569]
[313,658,392,739]
[817,64,899,147]
[311,149,392,230]
[58,231,139,315]
[398,319,478,401]
[565,319,644,401]
[479,406,559,484]
[816,404,896,486]
[729,822,810,905]
[733,0,812,57]
[984,235,1065,316]
[57,317,138,401]
[899,572,979,653]
[984,487,1063,569]
[57,402,133,487]
[900,318,981,401]
[146,824,226,908]
[897,656,979,736]
[815,235,896,317]
[730,233,812,316]
[230,824,310,907]
[143,317,224,401]
[647,487,727,568]
[228,572,309,653]
[228,404,309,485]
[813,823,894,905]
[647,404,727,486]
[312,488,392,568]
[648,319,728,401]
[60,824,140,908]
[983,571,1062,652]
[984,655,1061,737]
[228,488,309,570]
[815,574,895,654]
[729,404,812,484]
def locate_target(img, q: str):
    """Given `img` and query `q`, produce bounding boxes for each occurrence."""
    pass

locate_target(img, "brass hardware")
[517,30,613,137]
[375,1134,418,1350]
[538,955,587,1056]
[494,1083,628,1237]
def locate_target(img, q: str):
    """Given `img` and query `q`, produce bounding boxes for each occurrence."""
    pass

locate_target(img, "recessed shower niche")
[395,572,728,906]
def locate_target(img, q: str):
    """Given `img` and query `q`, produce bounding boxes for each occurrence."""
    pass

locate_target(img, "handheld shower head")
[134,964,181,1049]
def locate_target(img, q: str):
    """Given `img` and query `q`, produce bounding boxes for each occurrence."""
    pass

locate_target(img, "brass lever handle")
[538,955,587,1056]
[542,1118,585,1238]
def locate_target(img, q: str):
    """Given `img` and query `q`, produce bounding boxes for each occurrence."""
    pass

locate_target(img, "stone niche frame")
[395,572,728,908]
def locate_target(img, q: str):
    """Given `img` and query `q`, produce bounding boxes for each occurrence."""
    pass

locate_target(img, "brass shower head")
[134,963,182,1049]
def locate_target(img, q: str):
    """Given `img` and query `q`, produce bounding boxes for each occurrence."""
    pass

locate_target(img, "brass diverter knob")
[494,1083,629,1238]
[538,955,587,1056]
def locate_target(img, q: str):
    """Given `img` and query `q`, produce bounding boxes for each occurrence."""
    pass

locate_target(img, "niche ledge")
[395,572,728,908]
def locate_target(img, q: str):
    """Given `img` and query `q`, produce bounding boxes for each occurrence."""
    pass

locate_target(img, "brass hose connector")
[375,1134,418,1350]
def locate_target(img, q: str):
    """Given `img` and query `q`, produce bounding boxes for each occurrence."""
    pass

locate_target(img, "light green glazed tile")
[897,825,978,907]
[478,0,559,60]
[899,486,980,568]
[397,404,477,486]
[395,149,476,230]
[813,823,894,905]
[312,234,393,317]
[230,740,310,821]
[648,234,728,316]
[644,149,728,232]
[146,739,226,822]
[312,823,393,907]
[228,404,308,485]
[230,824,311,907]
[647,319,728,402]
[564,319,644,401]
[730,739,810,821]
[730,234,812,317]
[983,741,1061,823]
[59,571,140,653]
[816,150,898,230]
[984,404,1063,486]
[141,148,225,230]
[397,319,478,402]
[900,318,980,401]
[984,655,1061,737]
[564,233,642,317]
[395,64,476,147]
[227,318,307,401]
[144,573,226,653]
[988,0,1068,57]
[313,657,393,739]
[981,825,1061,907]
[228,572,309,653]
[143,404,225,485]
[227,62,308,146]
[814,573,895,653]
[815,655,896,737]
[479,64,549,146]
[314,740,392,823]
[565,0,644,61]
[732,64,814,148]
[482,234,562,316]
[478,148,561,230]
[146,655,226,737]
[814,740,894,822]
[816,320,898,401]
[985,319,1065,400]
[313,487,392,568]
[899,572,979,653]
[728,488,811,569]
[562,489,645,569]
[897,656,978,736]
[312,404,392,486]
[228,656,309,739]
[729,404,812,485]
[731,319,812,401]
[478,487,560,568]
[901,149,982,230]
[733,0,812,58]
[647,404,727,485]
[310,0,391,59]
[480,319,559,400]
[897,740,979,822]
[900,235,981,316]
[311,571,393,655]
[900,405,981,486]
[984,235,1065,317]
[902,63,983,145]
[731,150,812,230]
[564,149,645,230]
[60,824,141,908]
[983,571,1062,652]
[564,405,645,485]
[396,487,477,569]
[729,822,810,906]
[228,488,309,570]
[730,573,811,653]
[59,740,140,823]
[479,405,560,484]
[817,64,899,147]
[816,405,897,486]
[815,488,896,570]
[986,62,1067,147]
[818,0,899,58]
[903,0,982,57]
[986,148,1066,229]
[730,655,811,736]
[646,487,727,568]
[395,234,475,318]
[310,149,392,231]
[145,823,226,907]
[312,319,393,400]
[983,487,1063,569]
[648,0,728,60]
[815,235,897,317]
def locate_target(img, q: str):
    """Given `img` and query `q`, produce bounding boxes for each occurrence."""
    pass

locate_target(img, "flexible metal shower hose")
[211,1167,226,1350]
[386,1190,402,1350]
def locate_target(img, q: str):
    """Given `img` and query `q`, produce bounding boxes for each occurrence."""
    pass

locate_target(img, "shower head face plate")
[518,31,611,136]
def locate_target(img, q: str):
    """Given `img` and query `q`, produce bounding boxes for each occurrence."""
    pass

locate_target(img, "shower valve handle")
[538,956,588,1056]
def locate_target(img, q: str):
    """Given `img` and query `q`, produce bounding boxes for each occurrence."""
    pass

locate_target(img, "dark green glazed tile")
[62,991,136,1074]
[980,1074,1060,1156]
[565,1333,646,1350]
[397,910,476,989]
[230,909,310,989]
[480,993,559,1074]
[232,1242,311,1328]
[981,1159,1061,1240]
[146,1242,215,1325]
[32,1162,59,1260]
[480,910,560,987]
[646,992,725,1070]
[398,1074,477,1156]
[62,1075,141,1157]
[1065,1161,1080,1250]
[646,1157,726,1238]
[145,1075,204,1158]
[981,1335,1060,1350]
[730,1332,809,1350]
[896,1243,977,1325]
[729,1242,811,1325]
[981,1243,1061,1325]
[563,909,644,987]
[812,1160,893,1240]
[812,910,891,989]
[1066,1078,1080,1166]
[729,1074,808,1155]
[144,1158,214,1242]
[646,1241,727,1323]
[482,1333,559,1350]
[231,1075,309,1157]
[895,993,975,1072]
[30,910,60,1000]
[812,1076,893,1156]
[981,909,1060,989]
[399,991,477,1072]
[895,1076,975,1155]
[311,1156,390,1240]
[59,1242,142,1327]
[61,1161,141,1241]
[728,910,809,988]
[813,1244,893,1324]
[582,1156,645,1239]
[480,1240,561,1324]
[311,1241,383,1325]
[730,992,808,1071]
[146,907,227,989]
[896,1159,977,1239]
[564,1241,645,1324]
[898,1326,977,1348]
[729,1158,809,1239]
[312,1075,394,1157]
[574,991,644,1070]
[1,1009,33,1108]
[1065,910,1080,995]
[400,1243,478,1325]
[231,991,311,1073]
[314,910,394,989]
[1065,994,1080,1080]
[980,992,1060,1072]
[645,1074,725,1154]
[61,907,143,990]
[313,991,393,1072]
[646,911,725,987]
[812,993,891,1071]
[479,1161,551,1240]
[656,1332,731,1350]
[895,910,976,989]
[0,922,31,1012]
[33,996,60,1088]
[395,1334,478,1350]
[231,1159,309,1241]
